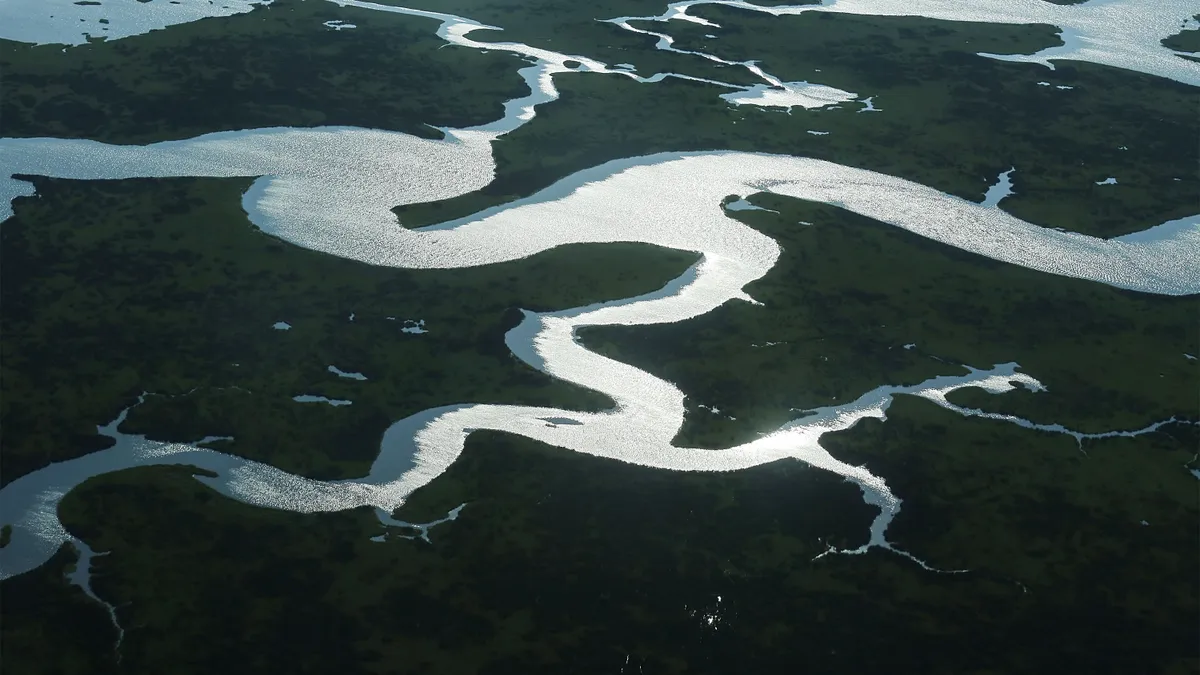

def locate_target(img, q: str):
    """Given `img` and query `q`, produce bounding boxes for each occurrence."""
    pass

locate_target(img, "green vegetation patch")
[0,176,696,484]
[4,409,1190,673]
[0,0,528,143]
[581,194,1197,448]
[375,0,793,83]
[33,438,873,674]
[0,545,127,674]
[823,399,1199,670]
[398,11,1196,239]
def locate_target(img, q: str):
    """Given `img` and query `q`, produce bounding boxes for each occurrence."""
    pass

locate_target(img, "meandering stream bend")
[1,0,1197,584]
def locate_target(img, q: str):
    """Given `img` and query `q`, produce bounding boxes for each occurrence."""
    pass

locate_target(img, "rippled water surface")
[1,0,1197,587]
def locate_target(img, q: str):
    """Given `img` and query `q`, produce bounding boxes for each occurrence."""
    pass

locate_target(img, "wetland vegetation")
[0,176,695,484]
[397,11,1196,239]
[0,0,529,143]
[3,409,1194,674]
[581,193,1198,448]
[1,0,1196,673]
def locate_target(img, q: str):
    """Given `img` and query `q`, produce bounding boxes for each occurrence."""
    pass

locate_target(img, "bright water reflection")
[664,0,1200,86]
[1,123,1196,581]
[0,0,1197,583]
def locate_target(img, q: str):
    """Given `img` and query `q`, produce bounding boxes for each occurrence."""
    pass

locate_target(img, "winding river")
[1,0,1197,588]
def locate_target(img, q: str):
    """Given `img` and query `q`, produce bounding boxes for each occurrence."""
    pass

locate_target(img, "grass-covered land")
[4,174,1194,673]
[1,545,126,675]
[398,11,1196,239]
[2,404,1193,674]
[6,1,1193,239]
[2,1,1197,673]
[0,176,695,485]
[381,0,815,77]
[0,0,531,143]
[0,0,770,145]
[580,193,1198,449]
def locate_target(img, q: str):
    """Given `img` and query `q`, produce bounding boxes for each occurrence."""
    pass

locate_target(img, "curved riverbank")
[0,0,1195,588]
[2,131,1196,581]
